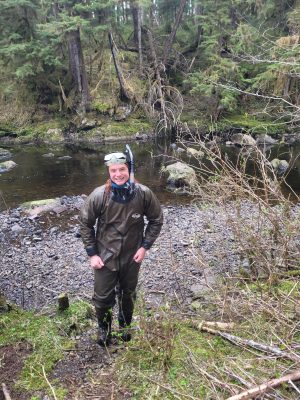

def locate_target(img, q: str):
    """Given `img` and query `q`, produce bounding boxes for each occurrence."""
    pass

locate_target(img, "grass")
[115,278,300,399]
[0,300,93,399]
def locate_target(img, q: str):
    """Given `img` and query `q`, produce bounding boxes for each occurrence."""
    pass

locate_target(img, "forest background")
[1,0,300,140]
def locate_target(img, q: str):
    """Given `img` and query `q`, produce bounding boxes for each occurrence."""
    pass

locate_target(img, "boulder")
[282,133,300,144]
[80,118,97,130]
[114,105,132,121]
[231,133,256,146]
[256,134,277,145]
[0,160,17,173]
[21,198,61,217]
[42,153,55,158]
[0,148,12,159]
[162,161,197,188]
[46,128,63,137]
[135,132,149,141]
[186,147,204,158]
[271,158,289,175]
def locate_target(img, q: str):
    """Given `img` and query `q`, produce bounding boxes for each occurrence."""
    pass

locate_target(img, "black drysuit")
[79,183,163,325]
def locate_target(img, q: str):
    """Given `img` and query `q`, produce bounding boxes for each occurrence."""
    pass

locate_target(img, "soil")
[0,341,32,400]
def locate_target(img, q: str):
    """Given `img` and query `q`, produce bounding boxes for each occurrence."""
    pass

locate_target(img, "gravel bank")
[0,196,241,311]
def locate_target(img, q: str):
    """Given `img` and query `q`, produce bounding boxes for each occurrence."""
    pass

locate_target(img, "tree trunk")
[162,0,187,66]
[66,28,90,113]
[131,2,143,72]
[108,31,132,101]
[146,28,168,131]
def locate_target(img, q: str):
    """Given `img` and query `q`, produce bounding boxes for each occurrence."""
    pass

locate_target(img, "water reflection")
[0,140,299,211]
[0,141,186,210]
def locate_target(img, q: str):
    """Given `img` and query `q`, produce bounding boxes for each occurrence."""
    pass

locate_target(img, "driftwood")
[226,369,300,400]
[1,383,12,400]
[58,293,69,311]
[191,320,235,332]
[193,322,300,363]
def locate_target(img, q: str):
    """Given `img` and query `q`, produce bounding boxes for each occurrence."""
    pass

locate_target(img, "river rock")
[46,128,63,138]
[271,158,289,175]
[57,156,72,160]
[21,198,61,217]
[11,224,23,233]
[186,147,204,158]
[135,132,148,141]
[282,133,300,144]
[231,133,256,146]
[80,118,97,130]
[256,134,277,145]
[0,160,17,172]
[42,153,55,158]
[114,105,132,121]
[0,148,12,159]
[162,162,197,188]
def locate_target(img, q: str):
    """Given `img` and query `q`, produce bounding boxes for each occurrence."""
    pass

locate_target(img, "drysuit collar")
[111,179,136,204]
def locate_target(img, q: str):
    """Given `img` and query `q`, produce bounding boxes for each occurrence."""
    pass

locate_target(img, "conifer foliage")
[0,0,299,126]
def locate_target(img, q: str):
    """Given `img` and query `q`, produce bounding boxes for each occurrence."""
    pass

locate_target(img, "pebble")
[0,195,265,311]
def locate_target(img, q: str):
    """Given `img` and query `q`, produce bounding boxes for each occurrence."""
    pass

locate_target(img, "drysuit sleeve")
[79,187,105,256]
[142,188,163,250]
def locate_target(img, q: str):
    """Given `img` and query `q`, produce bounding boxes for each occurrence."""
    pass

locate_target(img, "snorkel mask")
[104,152,127,166]
[104,145,135,204]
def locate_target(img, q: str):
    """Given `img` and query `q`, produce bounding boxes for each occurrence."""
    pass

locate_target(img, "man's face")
[108,163,129,186]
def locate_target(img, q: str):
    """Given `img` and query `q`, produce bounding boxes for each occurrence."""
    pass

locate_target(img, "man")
[79,149,163,346]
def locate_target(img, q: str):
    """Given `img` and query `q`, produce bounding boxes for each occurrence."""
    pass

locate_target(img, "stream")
[0,139,299,211]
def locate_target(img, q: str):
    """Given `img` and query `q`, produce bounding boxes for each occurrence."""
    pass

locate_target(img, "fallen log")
[192,322,300,362]
[226,369,300,400]
[191,320,235,331]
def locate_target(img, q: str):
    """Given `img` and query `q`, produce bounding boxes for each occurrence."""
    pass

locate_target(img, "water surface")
[0,140,299,211]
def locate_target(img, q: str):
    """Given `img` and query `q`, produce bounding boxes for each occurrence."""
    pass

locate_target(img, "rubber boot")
[118,315,132,342]
[96,309,112,347]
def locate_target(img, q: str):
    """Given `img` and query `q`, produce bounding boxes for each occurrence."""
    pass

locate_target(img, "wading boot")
[118,316,132,342]
[96,310,112,347]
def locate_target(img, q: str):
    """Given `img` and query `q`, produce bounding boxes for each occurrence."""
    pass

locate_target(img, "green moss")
[92,101,112,114]
[0,300,93,398]
[77,117,152,141]
[21,198,59,208]
[221,114,283,135]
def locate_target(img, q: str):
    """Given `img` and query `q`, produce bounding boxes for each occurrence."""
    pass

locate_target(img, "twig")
[1,383,12,400]
[42,365,58,400]
[288,379,300,394]
[226,369,300,400]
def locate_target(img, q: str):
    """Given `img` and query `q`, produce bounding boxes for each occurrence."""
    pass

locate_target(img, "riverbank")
[1,197,300,399]
[0,197,240,311]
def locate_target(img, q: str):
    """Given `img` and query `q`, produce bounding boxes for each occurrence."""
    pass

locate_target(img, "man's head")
[104,152,129,186]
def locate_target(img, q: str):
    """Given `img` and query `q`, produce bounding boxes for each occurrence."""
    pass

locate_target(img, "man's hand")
[90,255,104,269]
[133,247,147,263]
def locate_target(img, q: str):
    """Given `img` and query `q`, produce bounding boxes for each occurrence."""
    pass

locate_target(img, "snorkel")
[125,144,135,185]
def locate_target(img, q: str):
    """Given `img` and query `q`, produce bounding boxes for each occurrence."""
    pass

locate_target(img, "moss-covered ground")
[1,276,299,399]
[0,301,93,399]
